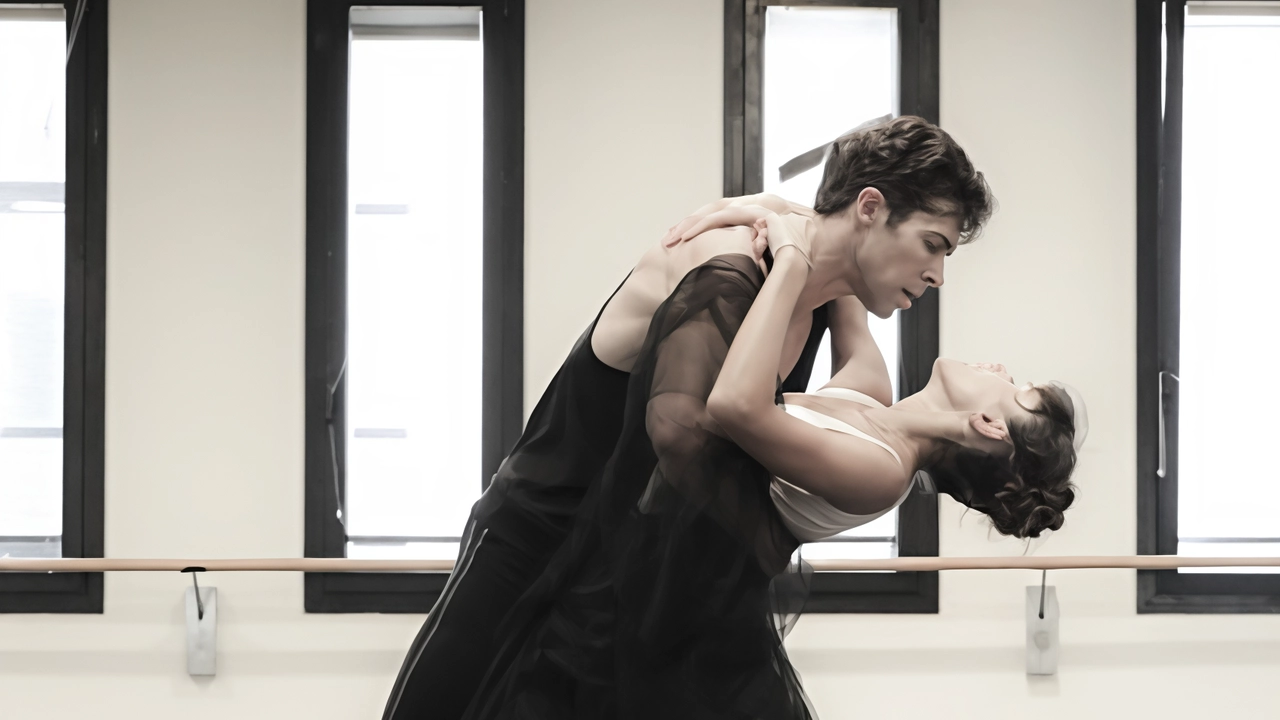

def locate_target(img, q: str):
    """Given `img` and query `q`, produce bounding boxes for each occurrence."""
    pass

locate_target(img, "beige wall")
[523,0,725,406]
[1,0,1277,718]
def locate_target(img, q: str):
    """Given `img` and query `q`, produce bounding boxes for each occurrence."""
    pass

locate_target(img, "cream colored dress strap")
[769,389,913,543]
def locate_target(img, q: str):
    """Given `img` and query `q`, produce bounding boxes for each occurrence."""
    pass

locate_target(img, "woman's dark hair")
[922,385,1078,539]
[814,115,995,243]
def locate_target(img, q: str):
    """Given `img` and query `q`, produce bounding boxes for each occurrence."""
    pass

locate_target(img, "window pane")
[764,6,899,559]
[1177,13,1280,572]
[0,13,65,558]
[345,7,483,561]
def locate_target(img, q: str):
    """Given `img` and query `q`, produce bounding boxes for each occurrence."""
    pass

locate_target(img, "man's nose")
[923,259,944,288]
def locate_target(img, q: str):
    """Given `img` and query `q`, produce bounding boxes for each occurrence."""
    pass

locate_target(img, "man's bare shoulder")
[609,225,760,321]
[592,227,757,372]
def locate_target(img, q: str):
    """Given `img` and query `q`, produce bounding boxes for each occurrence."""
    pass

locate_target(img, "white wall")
[523,0,724,407]
[1,0,1277,718]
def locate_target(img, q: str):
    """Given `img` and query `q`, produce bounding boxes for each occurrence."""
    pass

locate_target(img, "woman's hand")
[753,212,815,269]
[662,203,770,277]
[660,194,814,248]
[661,198,730,247]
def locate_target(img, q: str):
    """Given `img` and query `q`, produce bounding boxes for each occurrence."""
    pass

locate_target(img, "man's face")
[855,207,961,319]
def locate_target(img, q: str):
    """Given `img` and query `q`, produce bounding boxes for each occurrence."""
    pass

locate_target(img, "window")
[304,1,524,613]
[0,0,107,613]
[1137,0,1280,612]
[725,0,940,613]
[765,4,901,564]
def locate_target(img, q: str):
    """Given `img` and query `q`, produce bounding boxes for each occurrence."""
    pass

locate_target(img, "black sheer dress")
[383,254,826,720]
[462,255,818,720]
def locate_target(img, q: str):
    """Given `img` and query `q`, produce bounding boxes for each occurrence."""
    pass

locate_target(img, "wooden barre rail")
[2,556,1280,573]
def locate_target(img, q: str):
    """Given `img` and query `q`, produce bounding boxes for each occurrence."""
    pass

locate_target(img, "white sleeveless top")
[769,387,914,543]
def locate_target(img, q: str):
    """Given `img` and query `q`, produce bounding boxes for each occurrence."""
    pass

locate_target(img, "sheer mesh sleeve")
[465,255,815,720]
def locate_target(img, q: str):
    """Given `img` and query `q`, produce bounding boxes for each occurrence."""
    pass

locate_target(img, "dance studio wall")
[0,1,1276,719]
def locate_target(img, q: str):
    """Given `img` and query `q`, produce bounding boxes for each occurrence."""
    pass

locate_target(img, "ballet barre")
[3,555,1280,572]
[6,555,1276,678]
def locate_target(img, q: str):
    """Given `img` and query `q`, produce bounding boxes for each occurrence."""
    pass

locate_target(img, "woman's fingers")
[677,205,772,243]
[662,197,815,249]
[759,213,814,264]
[751,228,768,263]
[663,215,702,247]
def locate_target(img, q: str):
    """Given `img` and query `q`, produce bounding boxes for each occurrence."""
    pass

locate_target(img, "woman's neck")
[873,394,971,469]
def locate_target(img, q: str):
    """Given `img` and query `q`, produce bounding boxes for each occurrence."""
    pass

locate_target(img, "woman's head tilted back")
[990,382,1079,538]
[920,361,1085,539]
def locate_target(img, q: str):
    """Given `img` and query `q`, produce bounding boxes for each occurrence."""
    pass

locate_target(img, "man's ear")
[969,412,1009,442]
[855,187,885,224]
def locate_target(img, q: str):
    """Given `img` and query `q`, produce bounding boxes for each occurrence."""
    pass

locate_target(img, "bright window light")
[344,6,483,561]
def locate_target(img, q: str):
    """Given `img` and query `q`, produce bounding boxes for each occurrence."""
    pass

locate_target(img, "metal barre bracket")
[182,567,216,677]
[1026,570,1059,676]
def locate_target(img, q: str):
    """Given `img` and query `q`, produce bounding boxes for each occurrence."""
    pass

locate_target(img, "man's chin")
[868,301,897,320]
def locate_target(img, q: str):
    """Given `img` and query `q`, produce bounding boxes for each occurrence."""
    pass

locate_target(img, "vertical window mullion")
[1157,0,1185,558]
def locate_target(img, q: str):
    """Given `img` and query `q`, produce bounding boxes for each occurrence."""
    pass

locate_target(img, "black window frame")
[304,0,524,613]
[725,0,940,613]
[1136,0,1280,614]
[0,0,108,614]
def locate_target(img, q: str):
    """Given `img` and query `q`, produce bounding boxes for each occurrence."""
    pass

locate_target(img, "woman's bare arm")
[823,295,894,406]
[707,218,908,514]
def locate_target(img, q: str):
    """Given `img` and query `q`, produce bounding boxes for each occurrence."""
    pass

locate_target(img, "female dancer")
[710,213,1085,545]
